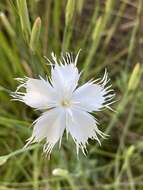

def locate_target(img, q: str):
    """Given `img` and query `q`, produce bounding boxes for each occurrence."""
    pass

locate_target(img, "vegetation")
[0,0,143,189]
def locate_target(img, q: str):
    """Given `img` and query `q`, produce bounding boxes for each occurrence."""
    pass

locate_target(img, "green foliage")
[0,0,143,189]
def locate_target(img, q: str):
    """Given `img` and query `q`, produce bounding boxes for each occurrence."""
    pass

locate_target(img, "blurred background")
[0,0,143,189]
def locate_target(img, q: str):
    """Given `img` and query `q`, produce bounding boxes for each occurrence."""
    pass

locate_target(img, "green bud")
[128,63,141,91]
[126,145,135,158]
[104,0,114,24]
[105,0,114,14]
[77,0,84,14]
[30,17,41,52]
[52,168,69,177]
[65,0,75,26]
[92,17,103,41]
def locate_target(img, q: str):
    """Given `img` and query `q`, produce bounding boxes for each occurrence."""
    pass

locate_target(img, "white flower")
[12,52,115,155]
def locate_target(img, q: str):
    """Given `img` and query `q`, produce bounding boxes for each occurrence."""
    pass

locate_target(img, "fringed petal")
[12,77,56,109]
[48,52,81,95]
[66,108,107,155]
[73,69,115,112]
[25,108,66,155]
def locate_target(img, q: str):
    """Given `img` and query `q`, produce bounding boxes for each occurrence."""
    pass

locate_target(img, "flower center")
[60,99,71,108]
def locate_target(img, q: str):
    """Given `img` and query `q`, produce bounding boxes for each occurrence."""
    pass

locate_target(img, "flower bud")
[92,17,103,41]
[128,63,141,91]
[65,0,75,26]
[30,17,41,52]
[52,168,68,177]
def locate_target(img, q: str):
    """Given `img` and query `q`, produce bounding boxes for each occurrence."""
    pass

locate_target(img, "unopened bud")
[52,168,68,177]
[65,0,75,26]
[30,17,41,52]
[128,63,141,91]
